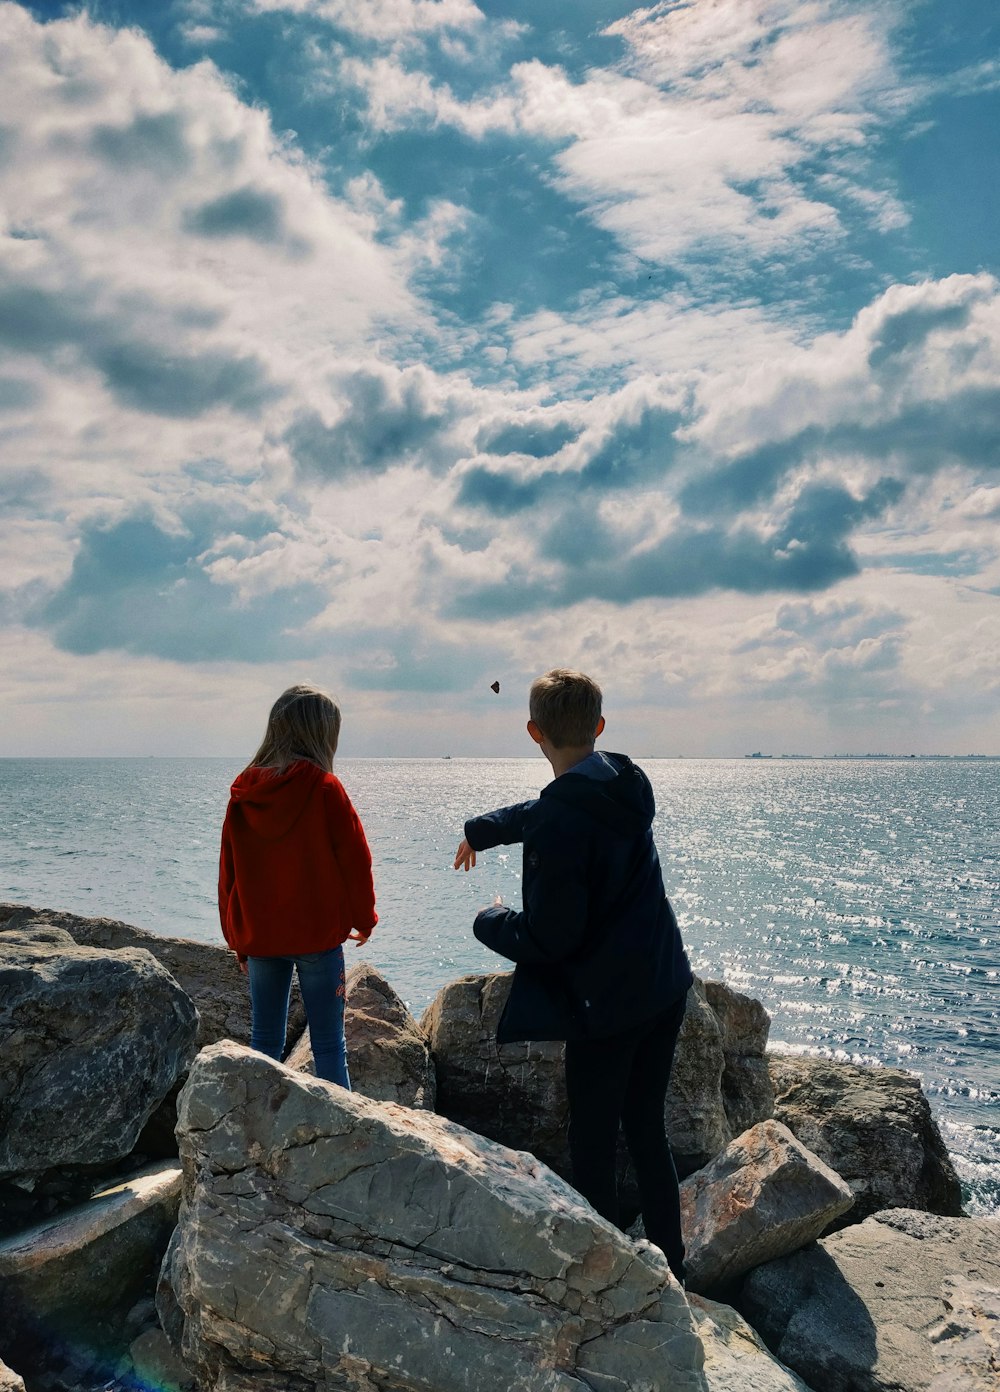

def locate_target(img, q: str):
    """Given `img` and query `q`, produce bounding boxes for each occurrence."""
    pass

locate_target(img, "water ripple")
[0,754,996,1213]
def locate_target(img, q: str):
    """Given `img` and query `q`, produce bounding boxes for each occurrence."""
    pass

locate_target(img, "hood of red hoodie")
[228,760,326,841]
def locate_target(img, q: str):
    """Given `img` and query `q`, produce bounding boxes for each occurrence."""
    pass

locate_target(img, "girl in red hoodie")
[219,684,377,1086]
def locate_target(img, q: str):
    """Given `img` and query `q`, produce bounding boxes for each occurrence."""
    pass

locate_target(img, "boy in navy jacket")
[454,669,693,1282]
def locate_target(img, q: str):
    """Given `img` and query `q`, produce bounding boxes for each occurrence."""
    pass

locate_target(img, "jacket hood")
[228,760,326,841]
[541,752,654,836]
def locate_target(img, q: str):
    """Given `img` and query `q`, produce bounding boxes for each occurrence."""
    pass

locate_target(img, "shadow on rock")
[737,1246,879,1392]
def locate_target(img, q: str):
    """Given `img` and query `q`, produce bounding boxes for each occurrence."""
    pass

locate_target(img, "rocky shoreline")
[1,902,996,1392]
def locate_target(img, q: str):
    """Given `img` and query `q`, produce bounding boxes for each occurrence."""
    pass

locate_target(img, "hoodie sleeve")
[218,808,237,950]
[464,799,537,851]
[473,809,590,965]
[325,777,378,937]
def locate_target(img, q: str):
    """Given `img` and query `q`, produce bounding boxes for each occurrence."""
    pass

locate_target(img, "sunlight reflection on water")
[1,754,997,1212]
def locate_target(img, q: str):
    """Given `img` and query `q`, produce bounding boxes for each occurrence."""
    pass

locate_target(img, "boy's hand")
[454,838,477,871]
[347,928,371,945]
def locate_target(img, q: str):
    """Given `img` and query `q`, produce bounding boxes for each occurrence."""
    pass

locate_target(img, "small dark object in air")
[490,680,500,694]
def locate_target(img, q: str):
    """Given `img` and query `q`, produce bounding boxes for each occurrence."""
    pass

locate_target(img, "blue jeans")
[247,947,350,1088]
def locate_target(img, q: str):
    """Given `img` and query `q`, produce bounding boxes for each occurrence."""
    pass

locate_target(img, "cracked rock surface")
[162,1041,709,1392]
[679,1120,855,1294]
[737,1208,1000,1392]
[422,972,569,1174]
[0,920,198,1186]
[0,1161,182,1388]
[927,1278,1000,1392]
[688,1296,813,1391]
[769,1056,963,1232]
[703,981,773,1141]
[422,974,767,1184]
[0,1357,25,1392]
[0,903,304,1056]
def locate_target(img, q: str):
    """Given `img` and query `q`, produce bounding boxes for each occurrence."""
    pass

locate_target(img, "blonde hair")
[529,669,603,749]
[251,684,342,774]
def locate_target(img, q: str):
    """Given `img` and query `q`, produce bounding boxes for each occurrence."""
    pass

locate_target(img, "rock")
[0,1160,181,1389]
[162,1040,709,1392]
[666,980,733,1176]
[927,1279,1000,1392]
[0,1358,25,1392]
[0,921,198,1187]
[677,1119,854,1294]
[737,1208,1000,1392]
[128,1327,195,1392]
[422,971,570,1173]
[0,903,305,1055]
[124,1294,159,1337]
[1,902,308,1168]
[704,981,774,1137]
[423,972,748,1187]
[769,1055,963,1229]
[287,961,436,1109]
[688,1295,813,1391]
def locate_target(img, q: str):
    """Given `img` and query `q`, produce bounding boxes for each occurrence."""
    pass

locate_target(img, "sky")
[1,0,998,757]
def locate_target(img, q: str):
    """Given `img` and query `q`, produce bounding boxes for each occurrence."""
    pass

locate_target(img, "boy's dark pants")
[564,994,687,1282]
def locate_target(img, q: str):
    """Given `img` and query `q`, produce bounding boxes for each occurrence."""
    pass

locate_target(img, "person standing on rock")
[454,669,694,1284]
[219,683,377,1087]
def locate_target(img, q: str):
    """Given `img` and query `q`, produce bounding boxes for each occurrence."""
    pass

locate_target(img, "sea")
[2,755,997,1217]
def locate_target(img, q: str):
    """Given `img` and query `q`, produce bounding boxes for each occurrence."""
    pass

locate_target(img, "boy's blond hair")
[529,669,603,748]
[251,683,342,774]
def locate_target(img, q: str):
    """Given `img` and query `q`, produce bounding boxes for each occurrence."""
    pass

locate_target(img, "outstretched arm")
[474,819,589,965]
[460,799,536,856]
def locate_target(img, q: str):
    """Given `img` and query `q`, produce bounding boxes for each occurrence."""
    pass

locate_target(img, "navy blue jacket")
[467,752,692,1044]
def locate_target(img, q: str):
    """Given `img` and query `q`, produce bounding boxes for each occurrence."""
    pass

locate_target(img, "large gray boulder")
[665,980,732,1176]
[737,1208,1000,1392]
[422,971,570,1172]
[287,960,436,1109]
[422,972,750,1182]
[704,981,774,1137]
[0,921,198,1187]
[0,903,304,1054]
[126,1328,195,1392]
[0,902,307,1166]
[0,1160,182,1389]
[161,1041,709,1392]
[679,1120,854,1294]
[689,1296,813,1391]
[769,1055,963,1229]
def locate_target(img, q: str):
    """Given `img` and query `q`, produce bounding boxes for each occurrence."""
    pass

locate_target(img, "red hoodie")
[218,760,377,959]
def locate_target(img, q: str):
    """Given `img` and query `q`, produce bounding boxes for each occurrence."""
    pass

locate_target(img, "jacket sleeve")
[464,800,537,852]
[326,778,378,937]
[473,812,590,965]
[218,811,237,950]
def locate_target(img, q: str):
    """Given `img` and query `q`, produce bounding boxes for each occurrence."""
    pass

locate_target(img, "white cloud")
[339,54,519,135]
[1,3,997,756]
[246,0,486,41]
[687,272,1000,460]
[605,1,905,128]
[513,60,843,263]
[508,293,807,381]
[0,5,479,662]
[0,7,441,545]
[336,0,912,267]
[0,4,422,397]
